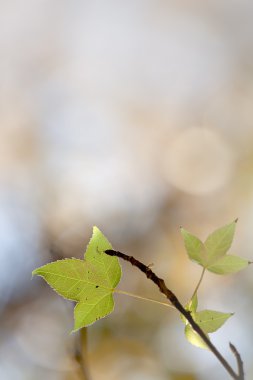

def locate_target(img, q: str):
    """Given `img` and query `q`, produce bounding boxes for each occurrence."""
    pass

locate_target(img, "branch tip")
[229,343,244,380]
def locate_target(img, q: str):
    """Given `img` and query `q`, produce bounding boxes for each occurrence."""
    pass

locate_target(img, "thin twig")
[229,343,244,380]
[75,327,91,380]
[105,249,244,380]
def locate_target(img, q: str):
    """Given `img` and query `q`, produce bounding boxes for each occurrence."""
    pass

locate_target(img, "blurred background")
[1,1,253,379]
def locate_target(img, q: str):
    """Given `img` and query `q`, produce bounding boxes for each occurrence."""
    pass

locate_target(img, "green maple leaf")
[181,220,250,274]
[182,293,233,349]
[32,226,122,331]
[184,309,233,350]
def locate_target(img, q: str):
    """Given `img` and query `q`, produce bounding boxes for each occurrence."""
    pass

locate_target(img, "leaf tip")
[234,218,239,224]
[31,269,38,278]
[92,225,100,234]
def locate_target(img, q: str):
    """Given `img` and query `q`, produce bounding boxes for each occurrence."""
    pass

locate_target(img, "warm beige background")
[1,1,253,379]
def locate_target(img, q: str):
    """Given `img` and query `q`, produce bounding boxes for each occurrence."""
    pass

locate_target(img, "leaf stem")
[75,327,91,380]
[191,267,205,299]
[113,288,175,309]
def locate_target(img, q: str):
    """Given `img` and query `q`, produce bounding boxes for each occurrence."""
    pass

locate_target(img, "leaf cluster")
[180,220,250,348]
[180,220,248,274]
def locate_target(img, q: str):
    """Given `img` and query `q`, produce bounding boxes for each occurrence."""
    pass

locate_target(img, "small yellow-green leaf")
[181,293,198,324]
[207,255,249,275]
[194,310,233,333]
[183,306,233,349]
[184,324,209,349]
[180,228,207,266]
[204,220,237,266]
[187,293,198,313]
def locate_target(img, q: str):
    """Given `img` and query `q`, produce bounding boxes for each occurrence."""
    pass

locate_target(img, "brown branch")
[105,249,244,380]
